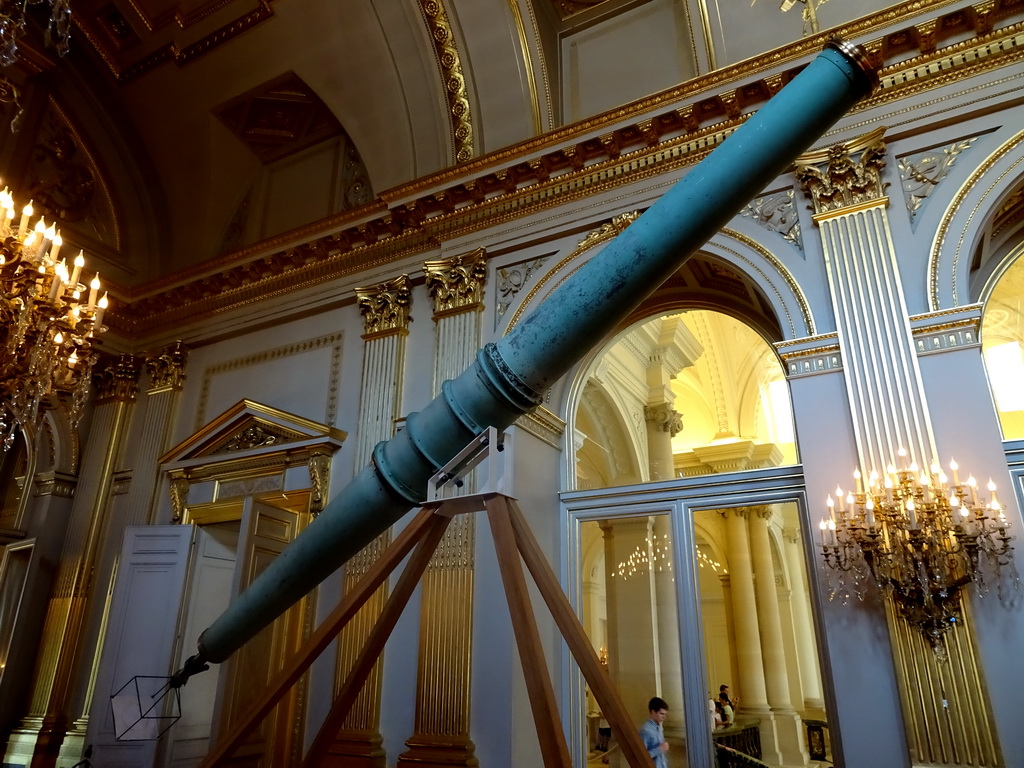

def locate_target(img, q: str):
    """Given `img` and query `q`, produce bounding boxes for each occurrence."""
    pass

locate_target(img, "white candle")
[819,519,827,546]
[17,201,32,238]
[967,476,978,505]
[949,458,959,486]
[69,251,84,287]
[835,487,845,513]
[88,273,100,309]
[865,498,875,529]
[48,269,62,300]
[49,231,62,262]
[94,292,108,327]
[906,499,918,529]
[854,468,863,494]
[987,479,999,508]
[32,219,47,262]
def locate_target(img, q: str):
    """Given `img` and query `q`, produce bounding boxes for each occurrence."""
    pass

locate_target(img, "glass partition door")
[564,468,832,768]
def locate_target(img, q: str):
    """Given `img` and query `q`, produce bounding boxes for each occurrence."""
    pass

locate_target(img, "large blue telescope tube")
[193,39,876,666]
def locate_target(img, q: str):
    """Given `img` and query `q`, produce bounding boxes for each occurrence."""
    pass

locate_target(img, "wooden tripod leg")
[505,500,653,768]
[201,507,438,768]
[301,512,452,768]
[485,496,573,768]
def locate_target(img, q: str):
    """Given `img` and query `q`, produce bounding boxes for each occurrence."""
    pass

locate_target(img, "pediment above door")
[159,399,346,521]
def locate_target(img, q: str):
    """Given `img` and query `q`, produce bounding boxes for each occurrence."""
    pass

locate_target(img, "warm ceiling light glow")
[985,342,1024,411]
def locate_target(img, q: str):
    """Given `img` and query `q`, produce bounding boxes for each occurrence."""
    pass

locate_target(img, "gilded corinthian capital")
[424,248,487,318]
[145,340,189,392]
[355,275,412,338]
[795,127,889,216]
[93,354,141,403]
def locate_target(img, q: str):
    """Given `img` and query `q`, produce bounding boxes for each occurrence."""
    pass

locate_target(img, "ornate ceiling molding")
[105,13,1024,340]
[75,0,278,83]
[213,73,344,163]
[417,0,475,164]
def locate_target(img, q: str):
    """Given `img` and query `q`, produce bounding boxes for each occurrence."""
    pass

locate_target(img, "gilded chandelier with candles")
[820,449,1018,654]
[0,187,106,450]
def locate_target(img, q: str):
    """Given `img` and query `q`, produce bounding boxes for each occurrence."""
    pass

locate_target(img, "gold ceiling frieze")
[108,13,1024,340]
[110,229,436,337]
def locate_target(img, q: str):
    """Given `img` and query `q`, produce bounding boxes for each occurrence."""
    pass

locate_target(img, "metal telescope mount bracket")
[199,428,654,768]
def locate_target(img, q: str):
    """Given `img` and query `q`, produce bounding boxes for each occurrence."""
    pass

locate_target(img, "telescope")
[176,38,877,679]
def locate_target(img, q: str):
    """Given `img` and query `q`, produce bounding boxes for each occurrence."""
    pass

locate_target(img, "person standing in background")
[639,697,670,768]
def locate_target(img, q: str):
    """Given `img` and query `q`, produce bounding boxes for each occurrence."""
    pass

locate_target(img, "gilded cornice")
[379,0,1000,201]
[106,11,1024,340]
[417,0,475,163]
[424,248,488,317]
[356,275,413,338]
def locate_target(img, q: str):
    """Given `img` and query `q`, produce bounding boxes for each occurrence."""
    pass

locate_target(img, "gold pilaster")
[16,355,140,764]
[886,598,1002,766]
[329,277,413,765]
[397,253,484,768]
[796,131,1002,766]
[398,514,477,768]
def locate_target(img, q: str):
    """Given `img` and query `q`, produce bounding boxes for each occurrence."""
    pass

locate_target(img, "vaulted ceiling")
[1,0,1021,322]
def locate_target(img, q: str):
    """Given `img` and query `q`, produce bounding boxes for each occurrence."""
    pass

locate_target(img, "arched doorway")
[565,298,828,768]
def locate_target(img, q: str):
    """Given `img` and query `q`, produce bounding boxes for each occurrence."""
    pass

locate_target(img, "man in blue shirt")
[639,696,670,768]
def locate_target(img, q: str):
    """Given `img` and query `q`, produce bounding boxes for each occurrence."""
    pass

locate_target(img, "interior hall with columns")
[0,1,1023,767]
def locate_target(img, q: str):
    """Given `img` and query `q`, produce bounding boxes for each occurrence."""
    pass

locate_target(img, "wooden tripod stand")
[200,434,652,767]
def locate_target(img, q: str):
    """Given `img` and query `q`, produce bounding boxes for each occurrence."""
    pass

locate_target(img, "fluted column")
[644,401,683,736]
[651,514,684,741]
[600,517,660,727]
[796,129,1000,764]
[748,508,792,712]
[399,249,485,768]
[782,526,824,709]
[330,276,411,767]
[722,509,769,713]
[749,507,808,766]
[718,574,740,696]
[15,355,140,767]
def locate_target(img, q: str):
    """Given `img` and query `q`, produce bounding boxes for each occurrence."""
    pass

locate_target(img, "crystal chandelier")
[0,187,106,451]
[819,449,1018,654]
[0,0,72,67]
